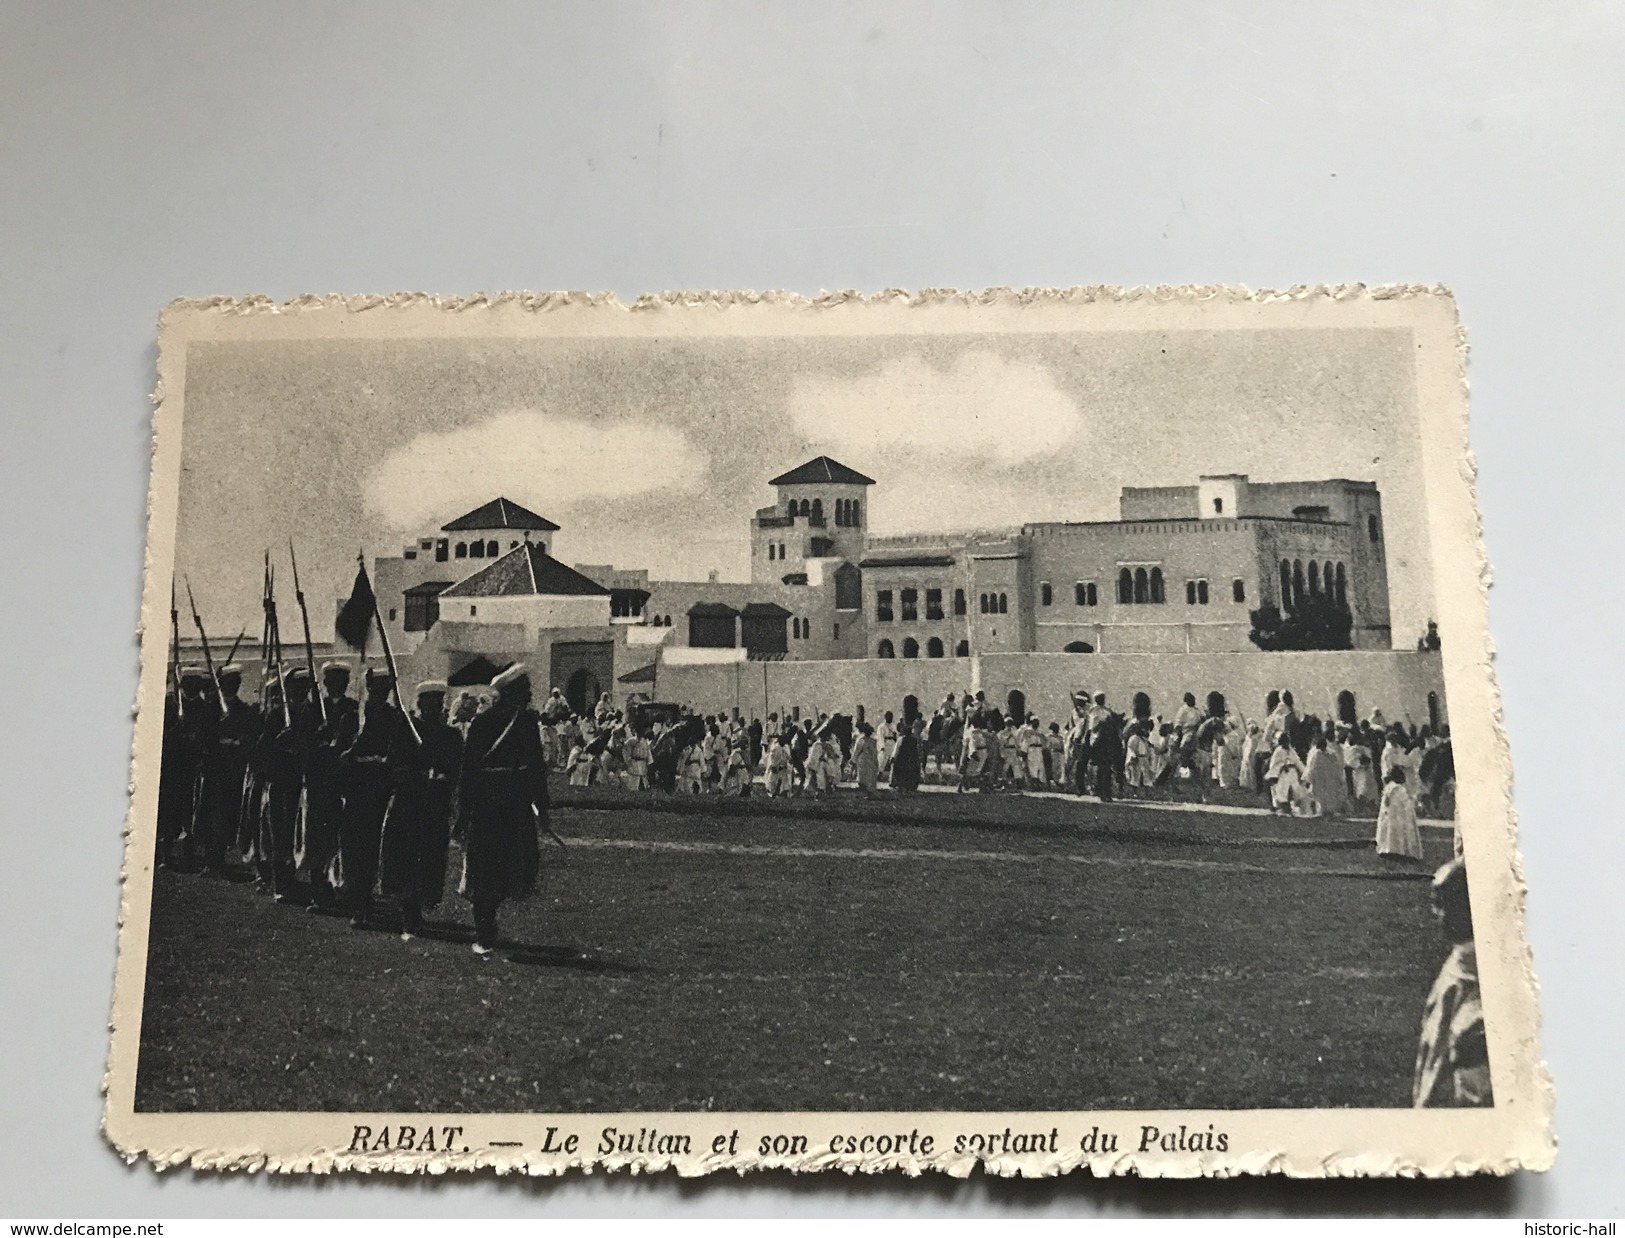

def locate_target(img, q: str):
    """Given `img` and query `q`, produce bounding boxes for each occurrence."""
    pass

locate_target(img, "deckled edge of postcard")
[104,284,1556,1179]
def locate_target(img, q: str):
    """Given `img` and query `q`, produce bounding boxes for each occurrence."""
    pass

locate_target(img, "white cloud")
[363,410,709,529]
[786,350,1082,466]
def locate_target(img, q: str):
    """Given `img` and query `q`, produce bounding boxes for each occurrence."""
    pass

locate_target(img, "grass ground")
[133,788,1456,1114]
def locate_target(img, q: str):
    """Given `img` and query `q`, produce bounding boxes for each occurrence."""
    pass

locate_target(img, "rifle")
[169,578,184,720]
[358,552,421,747]
[266,562,291,728]
[258,552,273,704]
[289,540,326,724]
[183,576,227,716]
[222,625,248,670]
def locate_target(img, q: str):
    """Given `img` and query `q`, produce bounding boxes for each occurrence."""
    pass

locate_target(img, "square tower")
[752,455,874,585]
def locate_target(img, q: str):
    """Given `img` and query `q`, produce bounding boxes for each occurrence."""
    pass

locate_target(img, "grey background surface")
[0,0,1617,1218]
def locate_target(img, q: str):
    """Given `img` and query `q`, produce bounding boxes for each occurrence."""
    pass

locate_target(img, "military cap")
[365,666,395,687]
[282,665,312,685]
[320,661,351,677]
[178,665,211,686]
[416,680,448,698]
[217,663,243,682]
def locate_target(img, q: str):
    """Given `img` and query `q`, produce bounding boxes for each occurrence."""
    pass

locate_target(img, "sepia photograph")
[105,289,1549,1176]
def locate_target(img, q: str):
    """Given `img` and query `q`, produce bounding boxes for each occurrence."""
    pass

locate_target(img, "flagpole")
[289,539,326,724]
[358,551,421,746]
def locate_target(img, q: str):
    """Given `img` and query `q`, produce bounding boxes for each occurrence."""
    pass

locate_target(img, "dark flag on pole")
[334,561,376,653]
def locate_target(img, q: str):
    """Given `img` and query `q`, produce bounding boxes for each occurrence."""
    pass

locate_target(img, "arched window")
[1280,560,1292,608]
[1132,691,1152,720]
[1335,562,1347,607]
[1337,690,1357,725]
[997,593,1008,614]
[927,637,944,658]
[1206,691,1226,718]
[1063,640,1094,653]
[902,637,919,659]
[979,593,989,614]
[469,540,486,559]
[851,501,861,526]
[1134,567,1149,604]
[954,588,966,616]
[876,639,895,659]
[487,540,499,557]
[1040,582,1053,607]
[1118,568,1134,604]
[955,639,970,657]
[1292,559,1305,607]
[1308,561,1321,596]
[810,498,823,523]
[455,541,468,559]
[1151,567,1165,603]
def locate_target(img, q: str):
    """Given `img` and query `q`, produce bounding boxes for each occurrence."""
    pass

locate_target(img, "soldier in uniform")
[339,667,408,928]
[301,662,359,910]
[257,666,319,902]
[157,666,211,870]
[458,663,549,957]
[196,664,258,874]
[379,681,462,938]
[239,674,282,881]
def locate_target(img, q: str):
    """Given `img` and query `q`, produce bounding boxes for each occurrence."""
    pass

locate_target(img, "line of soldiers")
[157,658,553,955]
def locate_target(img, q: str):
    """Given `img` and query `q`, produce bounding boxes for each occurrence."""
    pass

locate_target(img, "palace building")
[369,457,1395,713]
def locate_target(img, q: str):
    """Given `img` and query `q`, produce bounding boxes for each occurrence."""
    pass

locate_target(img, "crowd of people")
[155,659,1484,1104]
[157,663,1458,944]
[541,685,1453,861]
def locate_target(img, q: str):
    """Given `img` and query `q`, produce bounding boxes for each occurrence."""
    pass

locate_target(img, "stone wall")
[651,649,1448,730]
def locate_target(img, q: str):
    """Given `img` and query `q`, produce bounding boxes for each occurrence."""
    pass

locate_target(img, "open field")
[133,790,1457,1113]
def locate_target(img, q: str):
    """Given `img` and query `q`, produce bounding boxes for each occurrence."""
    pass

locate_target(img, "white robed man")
[1413,858,1494,1107]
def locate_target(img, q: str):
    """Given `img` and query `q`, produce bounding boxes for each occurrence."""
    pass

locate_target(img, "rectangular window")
[388,607,397,622]
[1075,581,1097,607]
[1186,579,1210,605]
[876,590,894,623]
[1198,579,1209,604]
[900,588,918,622]
[1186,580,1197,605]
[435,538,449,563]
[1233,577,1246,603]
[925,588,944,621]
[469,604,477,617]
[403,550,416,560]
[1040,581,1053,607]
[419,538,434,550]
[833,622,840,640]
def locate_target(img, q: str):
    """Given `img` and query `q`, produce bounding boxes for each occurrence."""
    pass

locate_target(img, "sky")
[173,326,1434,645]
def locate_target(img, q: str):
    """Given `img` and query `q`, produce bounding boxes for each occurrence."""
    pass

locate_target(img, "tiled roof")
[768,456,875,486]
[440,544,610,598]
[686,601,740,617]
[441,497,560,532]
